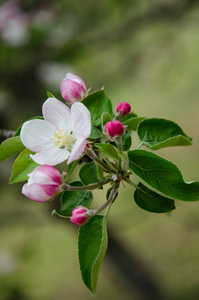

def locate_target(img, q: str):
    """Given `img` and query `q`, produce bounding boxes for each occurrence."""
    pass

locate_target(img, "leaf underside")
[138,118,192,150]
[128,150,199,201]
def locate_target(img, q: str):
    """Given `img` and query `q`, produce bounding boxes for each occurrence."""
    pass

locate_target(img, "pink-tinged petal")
[42,98,71,131]
[65,72,87,91]
[71,102,91,139]
[20,119,54,152]
[28,165,62,185]
[105,120,124,137]
[70,206,88,225]
[22,183,58,202]
[30,147,70,166]
[67,136,86,164]
[60,79,86,103]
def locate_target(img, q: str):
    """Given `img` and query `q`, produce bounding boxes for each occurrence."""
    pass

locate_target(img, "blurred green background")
[1,0,199,299]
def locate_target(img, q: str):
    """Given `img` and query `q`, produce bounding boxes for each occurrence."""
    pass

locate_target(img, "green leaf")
[89,125,102,139]
[14,116,44,137]
[47,91,56,98]
[137,118,192,150]
[78,215,108,295]
[82,89,113,127]
[101,112,112,127]
[64,160,79,182]
[53,181,93,218]
[0,136,25,163]
[9,149,39,184]
[134,183,176,213]
[128,150,199,201]
[122,114,145,131]
[97,164,104,181]
[122,131,132,151]
[79,161,99,185]
[95,143,119,160]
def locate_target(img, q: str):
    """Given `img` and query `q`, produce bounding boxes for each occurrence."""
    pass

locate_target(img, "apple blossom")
[22,165,63,202]
[105,120,124,138]
[60,72,87,103]
[116,102,131,116]
[20,98,91,165]
[70,206,89,225]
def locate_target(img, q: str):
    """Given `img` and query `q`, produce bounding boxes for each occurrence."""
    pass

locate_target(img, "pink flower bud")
[22,165,63,202]
[60,72,87,103]
[116,102,131,116]
[105,120,124,138]
[70,206,89,225]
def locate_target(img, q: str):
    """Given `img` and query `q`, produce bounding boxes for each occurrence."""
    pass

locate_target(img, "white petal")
[43,98,71,131]
[71,102,91,139]
[20,119,54,152]
[30,147,70,166]
[22,183,52,202]
[67,136,86,164]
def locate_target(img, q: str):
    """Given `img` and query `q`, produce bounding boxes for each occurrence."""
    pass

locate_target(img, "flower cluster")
[3,69,198,295]
[19,72,131,224]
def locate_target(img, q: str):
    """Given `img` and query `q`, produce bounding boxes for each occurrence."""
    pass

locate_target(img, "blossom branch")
[89,182,119,216]
[63,178,113,191]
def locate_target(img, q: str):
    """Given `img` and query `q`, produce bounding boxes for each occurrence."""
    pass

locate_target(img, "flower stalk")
[63,178,113,191]
[85,146,117,174]
[89,182,120,217]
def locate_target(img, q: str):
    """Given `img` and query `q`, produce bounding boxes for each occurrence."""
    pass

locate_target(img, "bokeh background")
[1,0,199,299]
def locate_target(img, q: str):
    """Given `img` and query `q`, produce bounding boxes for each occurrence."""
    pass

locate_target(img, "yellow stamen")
[50,128,75,151]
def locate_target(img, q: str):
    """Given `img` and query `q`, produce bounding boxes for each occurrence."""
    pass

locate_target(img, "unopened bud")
[105,120,124,138]
[22,165,63,202]
[116,102,131,117]
[60,72,87,103]
[70,206,89,225]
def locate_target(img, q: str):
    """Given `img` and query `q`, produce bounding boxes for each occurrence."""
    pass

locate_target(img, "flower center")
[51,128,76,151]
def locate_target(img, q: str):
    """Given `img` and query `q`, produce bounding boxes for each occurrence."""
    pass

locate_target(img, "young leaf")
[128,150,199,201]
[95,143,119,160]
[64,160,79,182]
[0,136,25,163]
[97,164,104,181]
[79,161,99,185]
[122,114,145,131]
[89,125,102,139]
[78,215,108,295]
[9,149,39,184]
[134,183,176,213]
[53,182,93,218]
[82,89,113,127]
[122,131,132,151]
[47,91,56,98]
[137,118,192,150]
[101,112,112,127]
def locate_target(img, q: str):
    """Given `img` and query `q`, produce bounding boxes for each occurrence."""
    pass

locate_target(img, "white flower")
[20,98,91,165]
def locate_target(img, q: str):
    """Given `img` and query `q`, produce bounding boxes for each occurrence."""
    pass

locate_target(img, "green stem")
[63,178,112,191]
[85,147,117,174]
[115,136,123,174]
[135,142,143,150]
[123,177,143,192]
